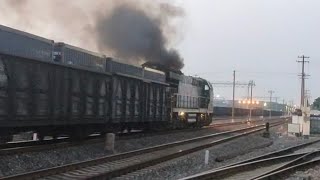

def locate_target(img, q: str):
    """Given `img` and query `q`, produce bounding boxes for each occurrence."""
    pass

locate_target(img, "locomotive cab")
[171,76,213,128]
[141,62,214,128]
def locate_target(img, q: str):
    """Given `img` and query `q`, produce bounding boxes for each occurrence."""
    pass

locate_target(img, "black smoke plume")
[96,2,184,70]
[0,0,185,70]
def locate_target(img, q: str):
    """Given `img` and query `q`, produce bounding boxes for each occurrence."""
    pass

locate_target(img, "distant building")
[213,99,287,112]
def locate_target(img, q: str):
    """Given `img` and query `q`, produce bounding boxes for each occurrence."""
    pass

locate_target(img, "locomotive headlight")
[179,112,185,116]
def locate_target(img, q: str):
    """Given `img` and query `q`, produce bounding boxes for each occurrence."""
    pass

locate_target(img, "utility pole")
[282,99,285,116]
[232,70,236,119]
[282,99,288,115]
[289,100,294,115]
[275,97,278,112]
[268,90,274,118]
[248,80,255,120]
[305,89,311,107]
[212,80,255,119]
[297,55,309,108]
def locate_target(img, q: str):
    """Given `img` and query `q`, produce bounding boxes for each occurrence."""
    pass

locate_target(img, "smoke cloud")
[0,0,184,70]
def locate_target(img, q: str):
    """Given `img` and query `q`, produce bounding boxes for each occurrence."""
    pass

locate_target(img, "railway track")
[255,155,320,180]
[181,139,320,180]
[0,128,207,156]
[0,117,288,156]
[0,136,104,156]
[0,120,286,180]
[210,116,288,127]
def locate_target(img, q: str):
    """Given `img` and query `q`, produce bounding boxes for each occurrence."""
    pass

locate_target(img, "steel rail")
[252,150,320,180]
[255,159,320,180]
[214,138,320,170]
[181,140,320,180]
[0,135,105,156]
[181,152,314,180]
[0,117,288,156]
[0,128,205,156]
[0,120,286,180]
[210,116,289,127]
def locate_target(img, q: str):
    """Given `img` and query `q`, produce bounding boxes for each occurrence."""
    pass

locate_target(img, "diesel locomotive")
[0,24,213,142]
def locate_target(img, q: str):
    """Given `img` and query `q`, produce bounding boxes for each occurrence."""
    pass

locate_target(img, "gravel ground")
[115,123,320,180]
[0,121,260,177]
[286,168,317,180]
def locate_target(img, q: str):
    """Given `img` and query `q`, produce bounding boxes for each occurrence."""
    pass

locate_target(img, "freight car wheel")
[121,126,126,133]
[127,126,132,133]
[37,133,45,141]
[0,136,12,144]
[52,135,58,140]
[0,138,6,144]
[70,126,88,141]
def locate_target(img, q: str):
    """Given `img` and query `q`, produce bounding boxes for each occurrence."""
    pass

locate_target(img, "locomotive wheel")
[194,122,201,128]
[177,120,187,129]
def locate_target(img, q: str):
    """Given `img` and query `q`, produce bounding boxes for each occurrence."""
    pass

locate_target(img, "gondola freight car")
[0,25,213,143]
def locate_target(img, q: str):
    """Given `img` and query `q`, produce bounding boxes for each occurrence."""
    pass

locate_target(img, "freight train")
[0,25,213,143]
[213,107,284,117]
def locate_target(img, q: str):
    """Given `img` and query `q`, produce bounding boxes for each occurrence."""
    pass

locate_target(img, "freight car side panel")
[0,59,7,116]
[111,75,167,124]
[0,54,111,129]
[107,60,143,78]
[144,70,166,82]
[54,43,106,72]
[143,82,167,122]
[0,55,51,125]
[0,24,53,62]
[48,64,111,124]
[111,76,142,123]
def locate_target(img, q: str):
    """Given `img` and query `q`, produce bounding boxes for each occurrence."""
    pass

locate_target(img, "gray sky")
[177,0,320,105]
[0,0,319,105]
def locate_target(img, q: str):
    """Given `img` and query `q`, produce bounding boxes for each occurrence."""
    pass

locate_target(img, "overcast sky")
[177,0,319,105]
[0,0,319,106]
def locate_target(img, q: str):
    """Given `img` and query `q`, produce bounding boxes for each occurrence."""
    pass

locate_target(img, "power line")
[211,81,255,88]
[249,80,255,120]
[196,71,298,75]
[238,71,298,75]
